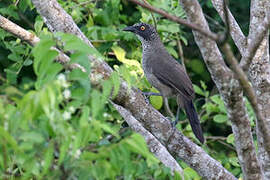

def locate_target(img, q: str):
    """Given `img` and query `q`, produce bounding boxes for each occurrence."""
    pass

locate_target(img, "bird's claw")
[137,89,150,104]
[171,120,178,128]
[142,92,151,104]
[165,117,177,128]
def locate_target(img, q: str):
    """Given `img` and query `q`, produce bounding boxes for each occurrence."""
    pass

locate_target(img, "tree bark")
[178,0,263,179]
[249,0,270,178]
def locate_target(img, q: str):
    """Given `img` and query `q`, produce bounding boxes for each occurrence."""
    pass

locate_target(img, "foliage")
[0,0,252,179]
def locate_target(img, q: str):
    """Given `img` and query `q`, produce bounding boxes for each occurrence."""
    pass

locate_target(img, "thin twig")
[141,0,157,29]
[217,0,230,45]
[176,36,186,72]
[206,136,227,141]
[128,0,219,41]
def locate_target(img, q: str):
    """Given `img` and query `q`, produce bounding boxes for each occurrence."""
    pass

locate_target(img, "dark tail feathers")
[184,100,204,143]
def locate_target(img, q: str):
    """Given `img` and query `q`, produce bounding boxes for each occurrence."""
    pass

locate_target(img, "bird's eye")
[140,25,146,31]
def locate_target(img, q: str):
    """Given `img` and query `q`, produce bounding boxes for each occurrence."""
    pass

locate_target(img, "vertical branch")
[248,0,270,177]
[176,37,186,72]
[178,0,263,179]
[211,0,247,55]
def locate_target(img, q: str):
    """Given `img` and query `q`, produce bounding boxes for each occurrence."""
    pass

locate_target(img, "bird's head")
[123,23,158,42]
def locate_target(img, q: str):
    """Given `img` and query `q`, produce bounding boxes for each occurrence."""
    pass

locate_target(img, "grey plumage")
[123,23,204,143]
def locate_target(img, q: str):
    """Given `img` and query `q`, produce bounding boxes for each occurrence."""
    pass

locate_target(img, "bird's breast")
[142,56,174,97]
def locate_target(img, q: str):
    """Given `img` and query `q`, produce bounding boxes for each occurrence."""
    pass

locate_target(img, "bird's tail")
[183,99,204,143]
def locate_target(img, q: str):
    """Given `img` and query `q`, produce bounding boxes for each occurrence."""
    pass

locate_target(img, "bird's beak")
[123,26,135,32]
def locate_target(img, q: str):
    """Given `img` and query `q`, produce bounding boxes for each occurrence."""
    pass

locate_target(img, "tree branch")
[127,0,219,41]
[178,0,263,179]
[29,0,237,179]
[211,0,247,55]
[221,43,270,156]
[239,15,270,70]
[247,0,270,178]
[111,101,184,178]
[0,15,39,46]
[0,15,86,72]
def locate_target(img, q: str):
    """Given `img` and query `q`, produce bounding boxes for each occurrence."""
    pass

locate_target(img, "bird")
[123,22,204,143]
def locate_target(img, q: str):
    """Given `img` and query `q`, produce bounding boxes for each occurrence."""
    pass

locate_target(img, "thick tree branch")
[211,0,247,55]
[220,0,270,164]
[29,0,237,179]
[111,101,184,178]
[178,0,263,179]
[221,43,270,156]
[248,0,270,178]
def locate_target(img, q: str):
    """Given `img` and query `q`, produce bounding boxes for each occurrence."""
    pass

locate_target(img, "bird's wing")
[151,55,195,99]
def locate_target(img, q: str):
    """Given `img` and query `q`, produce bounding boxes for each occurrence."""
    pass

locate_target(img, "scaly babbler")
[123,23,204,143]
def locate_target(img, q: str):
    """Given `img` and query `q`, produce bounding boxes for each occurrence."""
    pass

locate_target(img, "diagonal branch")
[0,15,39,46]
[127,0,219,41]
[29,0,237,179]
[211,0,247,55]
[239,15,270,70]
[111,101,184,178]
[0,15,85,72]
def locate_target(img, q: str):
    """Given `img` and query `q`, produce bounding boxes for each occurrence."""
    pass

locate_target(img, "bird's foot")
[142,92,150,105]
[138,90,162,104]
[165,117,178,128]
[137,89,150,104]
[170,120,178,128]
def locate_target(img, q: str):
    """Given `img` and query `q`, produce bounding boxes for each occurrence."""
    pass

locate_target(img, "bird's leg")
[171,106,181,127]
[142,92,162,97]
[164,97,174,118]
[141,92,162,104]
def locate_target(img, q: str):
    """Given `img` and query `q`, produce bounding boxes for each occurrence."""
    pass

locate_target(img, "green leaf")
[227,134,235,145]
[102,80,113,104]
[211,95,227,113]
[190,59,204,74]
[229,157,240,167]
[125,134,158,165]
[23,59,33,66]
[95,120,120,139]
[34,20,44,35]
[58,141,69,165]
[111,72,120,98]
[5,68,17,84]
[112,46,143,74]
[0,127,20,152]
[149,88,163,110]
[56,33,101,57]
[41,143,54,176]
[193,84,205,96]
[184,167,200,179]
[200,80,207,90]
[19,132,44,144]
[80,106,90,128]
[8,53,21,62]
[213,114,228,123]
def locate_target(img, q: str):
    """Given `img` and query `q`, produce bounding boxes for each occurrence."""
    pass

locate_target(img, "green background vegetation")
[0,0,251,179]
